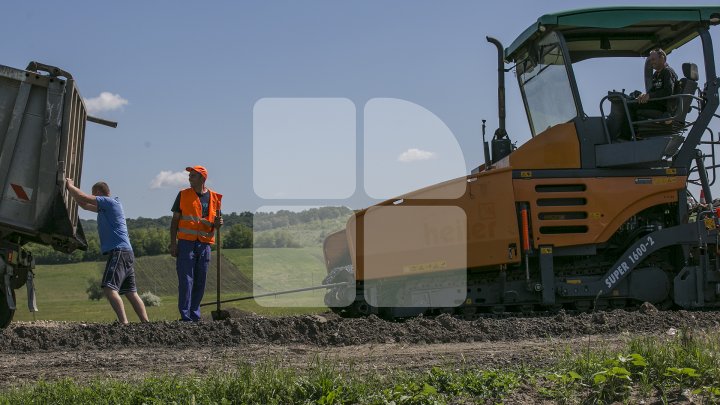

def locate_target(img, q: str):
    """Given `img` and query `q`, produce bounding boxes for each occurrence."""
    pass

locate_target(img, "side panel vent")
[537,198,586,206]
[535,184,586,193]
[539,225,589,234]
[538,212,588,220]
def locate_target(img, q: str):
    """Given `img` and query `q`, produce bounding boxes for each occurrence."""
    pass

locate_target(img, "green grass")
[11,261,116,322]
[3,330,720,403]
[539,328,720,404]
[0,361,522,404]
[254,216,349,248]
[221,248,253,280]
[245,247,329,307]
[12,248,328,323]
[248,213,348,306]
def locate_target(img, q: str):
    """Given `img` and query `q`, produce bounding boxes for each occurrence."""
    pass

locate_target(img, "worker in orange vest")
[169,165,223,321]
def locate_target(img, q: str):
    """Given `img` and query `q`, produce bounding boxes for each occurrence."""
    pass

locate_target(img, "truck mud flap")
[26,270,37,312]
[3,271,15,311]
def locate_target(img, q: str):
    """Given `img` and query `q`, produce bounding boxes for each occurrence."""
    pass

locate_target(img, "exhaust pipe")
[486,37,512,163]
[482,119,491,168]
[486,37,506,138]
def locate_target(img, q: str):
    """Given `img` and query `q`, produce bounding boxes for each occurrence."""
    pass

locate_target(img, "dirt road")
[1,308,719,384]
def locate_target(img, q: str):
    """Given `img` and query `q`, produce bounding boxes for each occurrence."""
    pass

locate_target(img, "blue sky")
[2,1,719,219]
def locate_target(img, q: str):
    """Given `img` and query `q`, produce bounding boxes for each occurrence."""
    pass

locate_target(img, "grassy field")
[12,247,329,323]
[248,214,347,306]
[235,247,329,307]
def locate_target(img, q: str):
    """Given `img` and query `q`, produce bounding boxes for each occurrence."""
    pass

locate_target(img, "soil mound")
[2,309,720,353]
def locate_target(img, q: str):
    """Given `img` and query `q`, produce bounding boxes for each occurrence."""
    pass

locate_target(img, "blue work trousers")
[176,239,211,321]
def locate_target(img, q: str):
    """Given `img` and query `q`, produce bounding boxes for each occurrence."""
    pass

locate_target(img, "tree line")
[28,207,351,264]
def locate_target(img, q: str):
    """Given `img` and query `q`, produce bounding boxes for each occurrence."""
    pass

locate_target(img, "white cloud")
[397,148,437,163]
[84,92,129,114]
[150,171,187,189]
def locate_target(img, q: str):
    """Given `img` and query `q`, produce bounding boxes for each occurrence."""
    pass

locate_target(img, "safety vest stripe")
[180,215,213,226]
[177,227,214,238]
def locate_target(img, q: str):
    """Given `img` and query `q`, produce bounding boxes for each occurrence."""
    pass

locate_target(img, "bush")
[224,224,253,249]
[140,292,161,307]
[86,278,104,301]
[254,230,301,248]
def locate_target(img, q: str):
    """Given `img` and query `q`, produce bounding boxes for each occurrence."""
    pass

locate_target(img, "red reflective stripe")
[10,184,30,201]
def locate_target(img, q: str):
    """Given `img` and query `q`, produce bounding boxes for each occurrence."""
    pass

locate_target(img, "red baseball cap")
[185,165,208,179]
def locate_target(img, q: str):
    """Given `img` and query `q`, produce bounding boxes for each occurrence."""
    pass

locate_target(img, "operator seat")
[672,62,699,125]
[596,63,699,168]
[636,62,699,137]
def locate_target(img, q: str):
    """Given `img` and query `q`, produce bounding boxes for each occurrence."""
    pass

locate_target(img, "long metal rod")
[199,281,350,307]
[86,115,118,128]
[216,221,221,314]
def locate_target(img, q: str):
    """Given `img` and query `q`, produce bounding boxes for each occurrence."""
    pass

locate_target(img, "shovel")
[211,211,230,321]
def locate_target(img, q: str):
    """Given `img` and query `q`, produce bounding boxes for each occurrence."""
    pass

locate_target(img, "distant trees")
[252,207,351,231]
[254,230,301,248]
[223,224,253,249]
[27,207,351,263]
[127,216,172,230]
[28,227,169,264]
[129,227,169,257]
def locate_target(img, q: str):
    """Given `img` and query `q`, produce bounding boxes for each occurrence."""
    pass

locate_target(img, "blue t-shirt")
[96,196,132,254]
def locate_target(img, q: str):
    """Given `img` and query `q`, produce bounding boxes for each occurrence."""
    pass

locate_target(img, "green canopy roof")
[505,6,720,62]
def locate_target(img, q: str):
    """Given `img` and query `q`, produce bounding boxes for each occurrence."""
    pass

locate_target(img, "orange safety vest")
[177,188,223,244]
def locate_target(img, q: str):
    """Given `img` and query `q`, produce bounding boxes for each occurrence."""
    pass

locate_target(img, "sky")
[2,1,719,220]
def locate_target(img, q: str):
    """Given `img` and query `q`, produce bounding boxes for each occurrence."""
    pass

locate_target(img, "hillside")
[12,247,329,322]
[132,253,253,296]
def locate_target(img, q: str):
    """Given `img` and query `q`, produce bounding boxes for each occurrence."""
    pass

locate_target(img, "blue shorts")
[101,249,137,295]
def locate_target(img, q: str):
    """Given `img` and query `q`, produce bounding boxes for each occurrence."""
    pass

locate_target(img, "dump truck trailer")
[0,61,112,327]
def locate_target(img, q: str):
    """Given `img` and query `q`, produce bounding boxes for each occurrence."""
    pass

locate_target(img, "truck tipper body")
[0,61,112,327]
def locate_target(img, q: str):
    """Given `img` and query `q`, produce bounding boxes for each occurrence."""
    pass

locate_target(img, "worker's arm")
[78,200,98,213]
[169,212,180,257]
[65,178,98,212]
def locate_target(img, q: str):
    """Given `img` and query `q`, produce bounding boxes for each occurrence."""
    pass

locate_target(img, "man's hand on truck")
[65,178,98,212]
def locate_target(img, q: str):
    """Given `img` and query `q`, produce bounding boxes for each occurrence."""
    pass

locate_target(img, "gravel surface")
[1,307,719,386]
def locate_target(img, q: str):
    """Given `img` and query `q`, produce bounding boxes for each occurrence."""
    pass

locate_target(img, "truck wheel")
[0,286,15,328]
[323,265,356,308]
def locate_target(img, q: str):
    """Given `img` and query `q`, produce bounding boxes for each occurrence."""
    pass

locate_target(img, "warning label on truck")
[7,184,33,203]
